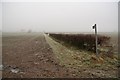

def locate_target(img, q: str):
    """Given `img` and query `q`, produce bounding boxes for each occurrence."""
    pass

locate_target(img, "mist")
[2,2,118,32]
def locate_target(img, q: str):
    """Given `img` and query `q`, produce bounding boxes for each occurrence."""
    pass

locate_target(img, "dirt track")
[2,33,73,78]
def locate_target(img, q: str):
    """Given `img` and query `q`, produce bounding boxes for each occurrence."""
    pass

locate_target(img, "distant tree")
[28,29,32,33]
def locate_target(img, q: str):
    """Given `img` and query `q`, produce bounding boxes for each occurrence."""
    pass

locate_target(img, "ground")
[2,32,118,78]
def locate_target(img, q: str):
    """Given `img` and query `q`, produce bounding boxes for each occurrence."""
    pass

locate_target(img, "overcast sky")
[1,0,118,32]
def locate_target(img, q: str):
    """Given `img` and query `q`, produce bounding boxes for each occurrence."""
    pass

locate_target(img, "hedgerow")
[48,33,110,52]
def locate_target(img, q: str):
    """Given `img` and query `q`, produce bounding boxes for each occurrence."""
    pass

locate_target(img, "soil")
[2,33,73,78]
[2,32,118,78]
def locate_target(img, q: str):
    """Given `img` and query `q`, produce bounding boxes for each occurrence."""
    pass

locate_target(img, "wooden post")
[92,24,98,56]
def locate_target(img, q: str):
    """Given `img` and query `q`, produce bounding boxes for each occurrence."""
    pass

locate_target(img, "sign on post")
[92,24,98,56]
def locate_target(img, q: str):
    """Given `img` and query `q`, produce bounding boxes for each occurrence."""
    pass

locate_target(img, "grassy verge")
[44,34,118,78]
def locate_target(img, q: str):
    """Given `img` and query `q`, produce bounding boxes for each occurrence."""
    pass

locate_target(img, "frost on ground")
[2,33,118,78]
[45,34,118,78]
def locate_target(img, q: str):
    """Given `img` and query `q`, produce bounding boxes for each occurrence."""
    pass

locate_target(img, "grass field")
[2,32,118,78]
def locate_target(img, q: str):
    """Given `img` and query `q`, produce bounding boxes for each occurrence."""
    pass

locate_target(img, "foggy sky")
[2,2,118,32]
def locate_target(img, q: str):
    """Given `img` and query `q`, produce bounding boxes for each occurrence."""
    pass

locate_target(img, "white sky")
[1,0,119,32]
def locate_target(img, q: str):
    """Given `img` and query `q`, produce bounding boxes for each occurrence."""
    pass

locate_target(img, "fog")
[1,1,118,32]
